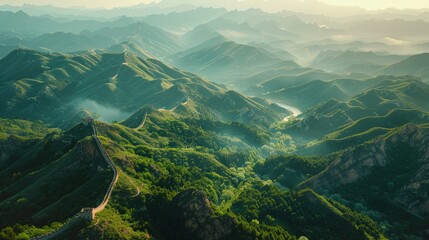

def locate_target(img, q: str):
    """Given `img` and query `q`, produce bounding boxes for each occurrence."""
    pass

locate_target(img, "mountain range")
[0,5,429,240]
[0,48,287,128]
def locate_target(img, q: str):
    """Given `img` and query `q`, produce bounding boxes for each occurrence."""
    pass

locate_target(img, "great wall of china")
[31,121,118,240]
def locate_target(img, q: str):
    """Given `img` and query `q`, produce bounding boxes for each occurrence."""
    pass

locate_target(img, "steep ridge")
[0,125,107,226]
[267,79,350,109]
[30,120,118,240]
[283,77,429,140]
[92,22,183,58]
[375,53,429,80]
[302,124,429,219]
[25,32,114,53]
[310,50,407,73]
[170,40,283,82]
[0,49,287,128]
[91,123,118,215]
[104,40,156,59]
[0,114,388,239]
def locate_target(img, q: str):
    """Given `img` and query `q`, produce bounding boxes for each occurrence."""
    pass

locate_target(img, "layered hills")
[1,5,429,240]
[0,116,385,240]
[0,48,287,128]
[310,50,407,73]
[376,53,429,81]
[170,40,284,82]
[301,124,429,239]
[0,123,111,227]
[283,76,429,140]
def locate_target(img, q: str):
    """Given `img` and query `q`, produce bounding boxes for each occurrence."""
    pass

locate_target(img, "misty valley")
[0,1,429,240]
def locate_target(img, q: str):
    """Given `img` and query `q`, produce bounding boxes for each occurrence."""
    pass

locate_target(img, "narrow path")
[112,62,128,80]
[163,98,190,112]
[135,109,148,130]
[122,171,141,198]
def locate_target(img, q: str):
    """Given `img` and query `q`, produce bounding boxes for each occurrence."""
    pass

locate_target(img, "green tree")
[0,227,17,240]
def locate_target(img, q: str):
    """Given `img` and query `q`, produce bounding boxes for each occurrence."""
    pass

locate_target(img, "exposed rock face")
[391,125,429,217]
[173,189,234,240]
[304,124,429,217]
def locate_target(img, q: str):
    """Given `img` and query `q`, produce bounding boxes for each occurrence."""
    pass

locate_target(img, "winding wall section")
[31,122,118,240]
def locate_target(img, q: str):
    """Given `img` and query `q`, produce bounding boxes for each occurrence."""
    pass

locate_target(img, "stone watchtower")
[80,208,95,221]
[81,117,94,126]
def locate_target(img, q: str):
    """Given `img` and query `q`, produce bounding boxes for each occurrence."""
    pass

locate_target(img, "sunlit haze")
[1,0,429,10]
[0,0,428,239]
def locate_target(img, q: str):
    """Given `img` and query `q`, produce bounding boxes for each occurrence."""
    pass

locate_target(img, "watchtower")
[80,208,95,221]
[81,117,94,126]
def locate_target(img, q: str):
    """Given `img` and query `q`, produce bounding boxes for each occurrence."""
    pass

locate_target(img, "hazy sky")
[1,0,429,10]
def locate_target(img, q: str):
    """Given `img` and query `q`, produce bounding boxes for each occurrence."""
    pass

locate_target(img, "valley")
[271,102,302,121]
[0,1,428,240]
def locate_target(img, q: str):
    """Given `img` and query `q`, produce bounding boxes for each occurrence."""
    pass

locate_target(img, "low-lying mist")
[75,99,132,123]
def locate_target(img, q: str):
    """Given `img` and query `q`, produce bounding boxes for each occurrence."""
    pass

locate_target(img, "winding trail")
[112,62,128,80]
[122,171,141,198]
[31,122,119,240]
[91,131,118,214]
[135,109,148,130]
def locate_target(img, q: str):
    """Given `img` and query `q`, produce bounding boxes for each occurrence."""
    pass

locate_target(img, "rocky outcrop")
[303,124,429,217]
[173,189,234,240]
[391,126,429,217]
[305,138,388,190]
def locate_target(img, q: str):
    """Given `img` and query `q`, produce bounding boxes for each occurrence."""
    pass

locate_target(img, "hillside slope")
[93,22,183,58]
[376,53,429,80]
[171,41,283,82]
[0,49,287,128]
[283,76,429,139]
[301,124,429,238]
[0,123,111,227]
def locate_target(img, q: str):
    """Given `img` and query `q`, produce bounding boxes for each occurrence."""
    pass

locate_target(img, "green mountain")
[1,6,429,240]
[310,50,406,73]
[220,11,343,41]
[0,48,287,128]
[0,123,111,227]
[93,22,183,58]
[0,117,385,240]
[233,62,301,88]
[267,80,350,109]
[0,32,114,58]
[0,10,60,34]
[0,118,58,139]
[247,42,298,62]
[27,32,114,53]
[0,10,135,35]
[0,44,19,59]
[171,41,283,82]
[301,124,429,239]
[206,17,265,43]
[376,53,429,80]
[103,40,156,59]
[245,69,342,97]
[284,76,429,140]
[170,35,228,61]
[303,109,429,155]
[181,24,224,48]
[143,8,227,33]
